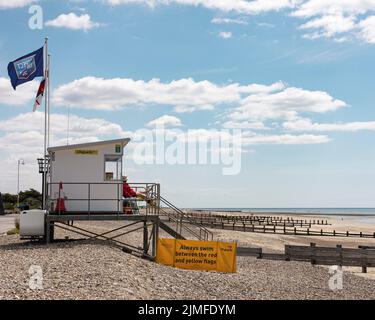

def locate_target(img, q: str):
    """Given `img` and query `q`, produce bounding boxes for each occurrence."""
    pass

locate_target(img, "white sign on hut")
[48,138,130,213]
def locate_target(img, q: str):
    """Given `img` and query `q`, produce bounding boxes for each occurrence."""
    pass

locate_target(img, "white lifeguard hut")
[20,137,212,255]
[47,138,130,213]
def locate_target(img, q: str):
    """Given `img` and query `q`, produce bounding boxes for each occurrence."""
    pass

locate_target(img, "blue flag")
[7,46,44,90]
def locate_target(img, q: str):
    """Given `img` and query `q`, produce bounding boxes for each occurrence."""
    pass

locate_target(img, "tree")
[1,189,42,211]
[2,193,17,204]
[19,189,42,203]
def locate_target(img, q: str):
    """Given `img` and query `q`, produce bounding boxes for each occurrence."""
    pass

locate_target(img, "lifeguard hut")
[20,138,213,260]
[47,138,130,213]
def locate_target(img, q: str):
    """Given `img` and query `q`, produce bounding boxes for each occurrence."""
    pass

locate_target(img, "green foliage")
[7,228,19,235]
[1,189,42,211]
[2,193,17,203]
[3,203,15,210]
[19,189,42,203]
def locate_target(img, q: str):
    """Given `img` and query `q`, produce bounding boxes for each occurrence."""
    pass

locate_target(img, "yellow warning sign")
[156,238,237,273]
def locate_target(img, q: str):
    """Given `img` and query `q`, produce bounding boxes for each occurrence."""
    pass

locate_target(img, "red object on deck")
[56,198,66,213]
[123,182,137,198]
[56,181,66,213]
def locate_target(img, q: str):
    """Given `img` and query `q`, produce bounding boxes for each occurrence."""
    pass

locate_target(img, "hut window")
[104,155,121,181]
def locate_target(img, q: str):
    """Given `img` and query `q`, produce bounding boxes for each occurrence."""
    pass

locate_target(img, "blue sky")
[1,0,375,207]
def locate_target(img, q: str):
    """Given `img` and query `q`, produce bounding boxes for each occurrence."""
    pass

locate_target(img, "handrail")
[46,181,213,241]
[159,207,201,240]
[47,181,160,216]
[159,196,213,241]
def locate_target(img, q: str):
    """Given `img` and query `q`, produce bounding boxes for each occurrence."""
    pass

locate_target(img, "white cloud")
[242,132,330,145]
[283,118,375,132]
[358,16,375,43]
[147,115,182,127]
[211,17,247,25]
[257,22,275,28]
[45,13,101,31]
[291,1,375,43]
[0,0,35,9]
[222,120,269,130]
[52,76,348,132]
[227,86,347,125]
[298,13,356,40]
[105,0,296,15]
[218,31,232,39]
[0,77,39,106]
[0,111,127,192]
[0,111,124,139]
[104,0,375,44]
[53,76,284,112]
[0,110,334,192]
[291,0,375,18]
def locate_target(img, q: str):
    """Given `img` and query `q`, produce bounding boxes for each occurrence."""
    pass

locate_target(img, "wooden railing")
[237,243,375,273]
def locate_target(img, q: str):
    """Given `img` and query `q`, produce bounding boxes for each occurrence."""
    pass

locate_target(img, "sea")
[190,208,375,225]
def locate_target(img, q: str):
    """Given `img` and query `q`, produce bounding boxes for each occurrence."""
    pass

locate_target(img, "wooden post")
[151,219,158,259]
[50,222,54,243]
[310,242,316,265]
[336,244,342,266]
[143,220,148,256]
[45,219,50,244]
[294,227,296,235]
[361,247,367,273]
[285,245,290,261]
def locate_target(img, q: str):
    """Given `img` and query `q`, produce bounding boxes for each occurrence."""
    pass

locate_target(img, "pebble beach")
[1,214,375,300]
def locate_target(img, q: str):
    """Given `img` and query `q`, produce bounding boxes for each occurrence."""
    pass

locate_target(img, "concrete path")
[0,214,16,234]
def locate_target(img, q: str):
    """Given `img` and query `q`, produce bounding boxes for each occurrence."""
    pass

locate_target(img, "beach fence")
[237,243,375,273]
[182,214,375,239]
[186,212,330,227]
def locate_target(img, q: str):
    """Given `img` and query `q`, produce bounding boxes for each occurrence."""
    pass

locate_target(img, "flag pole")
[67,105,70,145]
[47,54,51,149]
[43,37,48,210]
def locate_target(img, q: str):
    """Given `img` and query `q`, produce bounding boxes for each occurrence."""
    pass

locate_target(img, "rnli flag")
[7,46,44,90]
[33,78,46,112]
